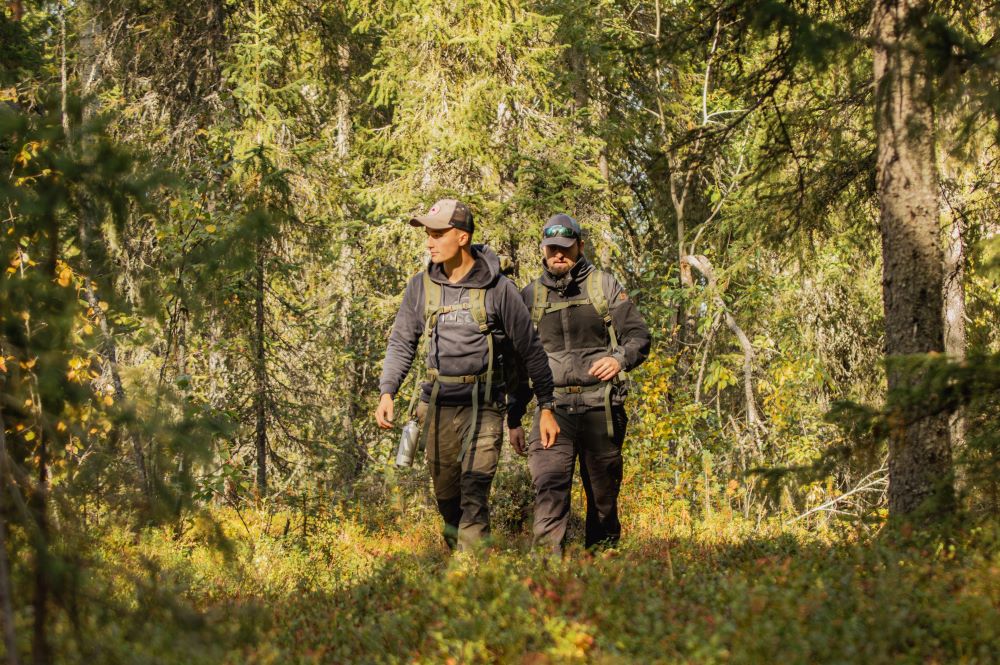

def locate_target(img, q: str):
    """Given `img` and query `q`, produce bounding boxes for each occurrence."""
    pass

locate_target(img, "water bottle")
[395,420,420,468]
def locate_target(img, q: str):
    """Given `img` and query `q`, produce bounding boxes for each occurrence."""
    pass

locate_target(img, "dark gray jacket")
[379,245,555,406]
[508,256,651,425]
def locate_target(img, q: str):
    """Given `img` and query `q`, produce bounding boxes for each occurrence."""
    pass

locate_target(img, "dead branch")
[682,254,763,430]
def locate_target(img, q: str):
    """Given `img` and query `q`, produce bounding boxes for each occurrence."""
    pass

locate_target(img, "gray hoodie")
[379,245,555,406]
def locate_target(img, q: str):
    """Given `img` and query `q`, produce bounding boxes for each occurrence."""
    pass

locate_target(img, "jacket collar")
[540,254,594,295]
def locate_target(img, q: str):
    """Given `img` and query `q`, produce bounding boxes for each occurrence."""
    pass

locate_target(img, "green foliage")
[489,455,535,537]
[31,503,1000,664]
[2,0,1000,661]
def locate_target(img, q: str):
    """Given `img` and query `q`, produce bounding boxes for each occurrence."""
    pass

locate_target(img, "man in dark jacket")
[508,214,650,554]
[376,199,559,552]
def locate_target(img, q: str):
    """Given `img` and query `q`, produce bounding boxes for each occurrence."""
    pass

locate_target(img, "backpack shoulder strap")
[469,287,489,333]
[587,270,622,349]
[422,271,442,332]
[586,270,611,324]
[530,278,548,327]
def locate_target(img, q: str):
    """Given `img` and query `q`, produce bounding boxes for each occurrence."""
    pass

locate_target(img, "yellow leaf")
[56,421,67,432]
[14,141,38,167]
[205,224,217,233]
[24,431,35,442]
[82,324,94,335]
[23,398,32,408]
[22,357,36,369]
[57,266,72,287]
[0,357,5,373]
[98,301,109,311]
[102,395,114,407]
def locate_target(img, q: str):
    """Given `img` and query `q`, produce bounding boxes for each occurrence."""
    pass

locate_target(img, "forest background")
[1,0,999,663]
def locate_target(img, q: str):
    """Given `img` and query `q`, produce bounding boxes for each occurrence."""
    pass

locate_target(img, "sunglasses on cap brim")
[543,225,579,239]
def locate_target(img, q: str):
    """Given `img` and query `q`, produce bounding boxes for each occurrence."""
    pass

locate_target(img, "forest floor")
[51,471,1000,665]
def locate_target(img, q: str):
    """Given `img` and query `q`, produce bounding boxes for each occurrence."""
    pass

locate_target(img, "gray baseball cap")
[409,199,474,233]
[541,213,582,248]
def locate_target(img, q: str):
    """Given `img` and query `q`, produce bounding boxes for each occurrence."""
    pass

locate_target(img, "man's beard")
[546,255,576,276]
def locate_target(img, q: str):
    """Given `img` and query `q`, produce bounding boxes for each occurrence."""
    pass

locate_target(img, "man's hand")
[588,356,622,382]
[509,427,527,457]
[538,409,560,449]
[375,393,395,429]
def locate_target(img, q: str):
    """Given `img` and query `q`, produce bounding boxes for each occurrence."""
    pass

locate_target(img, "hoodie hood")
[540,254,595,295]
[427,244,501,289]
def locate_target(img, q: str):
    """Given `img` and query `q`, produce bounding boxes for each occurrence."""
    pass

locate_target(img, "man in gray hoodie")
[376,199,559,552]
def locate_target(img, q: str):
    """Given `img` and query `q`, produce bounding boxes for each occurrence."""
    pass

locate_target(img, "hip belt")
[413,368,499,465]
[553,382,616,437]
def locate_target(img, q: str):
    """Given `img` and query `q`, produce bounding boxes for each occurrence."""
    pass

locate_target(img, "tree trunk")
[335,43,351,162]
[254,238,268,497]
[31,439,48,665]
[333,43,366,476]
[668,155,698,350]
[943,213,966,483]
[873,0,953,518]
[0,412,20,665]
[176,305,188,377]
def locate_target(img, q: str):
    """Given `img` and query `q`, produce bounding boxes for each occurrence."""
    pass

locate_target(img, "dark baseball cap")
[409,199,474,233]
[541,213,582,248]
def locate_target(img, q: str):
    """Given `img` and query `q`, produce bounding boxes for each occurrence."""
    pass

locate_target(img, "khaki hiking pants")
[527,405,627,554]
[417,401,504,552]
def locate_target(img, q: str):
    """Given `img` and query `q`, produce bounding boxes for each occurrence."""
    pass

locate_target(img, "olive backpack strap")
[419,271,444,452]
[530,278,548,327]
[422,271,441,336]
[469,287,494,404]
[587,270,623,437]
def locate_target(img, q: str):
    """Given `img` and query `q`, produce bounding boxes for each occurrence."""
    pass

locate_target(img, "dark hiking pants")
[527,405,627,554]
[417,401,504,552]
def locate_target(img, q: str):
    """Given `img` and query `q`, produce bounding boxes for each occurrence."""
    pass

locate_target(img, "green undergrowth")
[34,490,1000,664]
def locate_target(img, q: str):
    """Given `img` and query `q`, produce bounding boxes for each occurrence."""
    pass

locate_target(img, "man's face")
[425,227,468,263]
[543,240,582,275]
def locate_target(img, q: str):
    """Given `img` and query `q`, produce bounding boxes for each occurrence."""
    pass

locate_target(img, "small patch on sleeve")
[618,292,628,301]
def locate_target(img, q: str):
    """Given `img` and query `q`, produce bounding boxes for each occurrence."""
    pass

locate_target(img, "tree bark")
[873,0,953,518]
[335,43,351,162]
[7,1,23,21]
[253,237,268,497]
[942,212,966,480]
[31,433,47,665]
[332,43,366,476]
[0,410,20,665]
